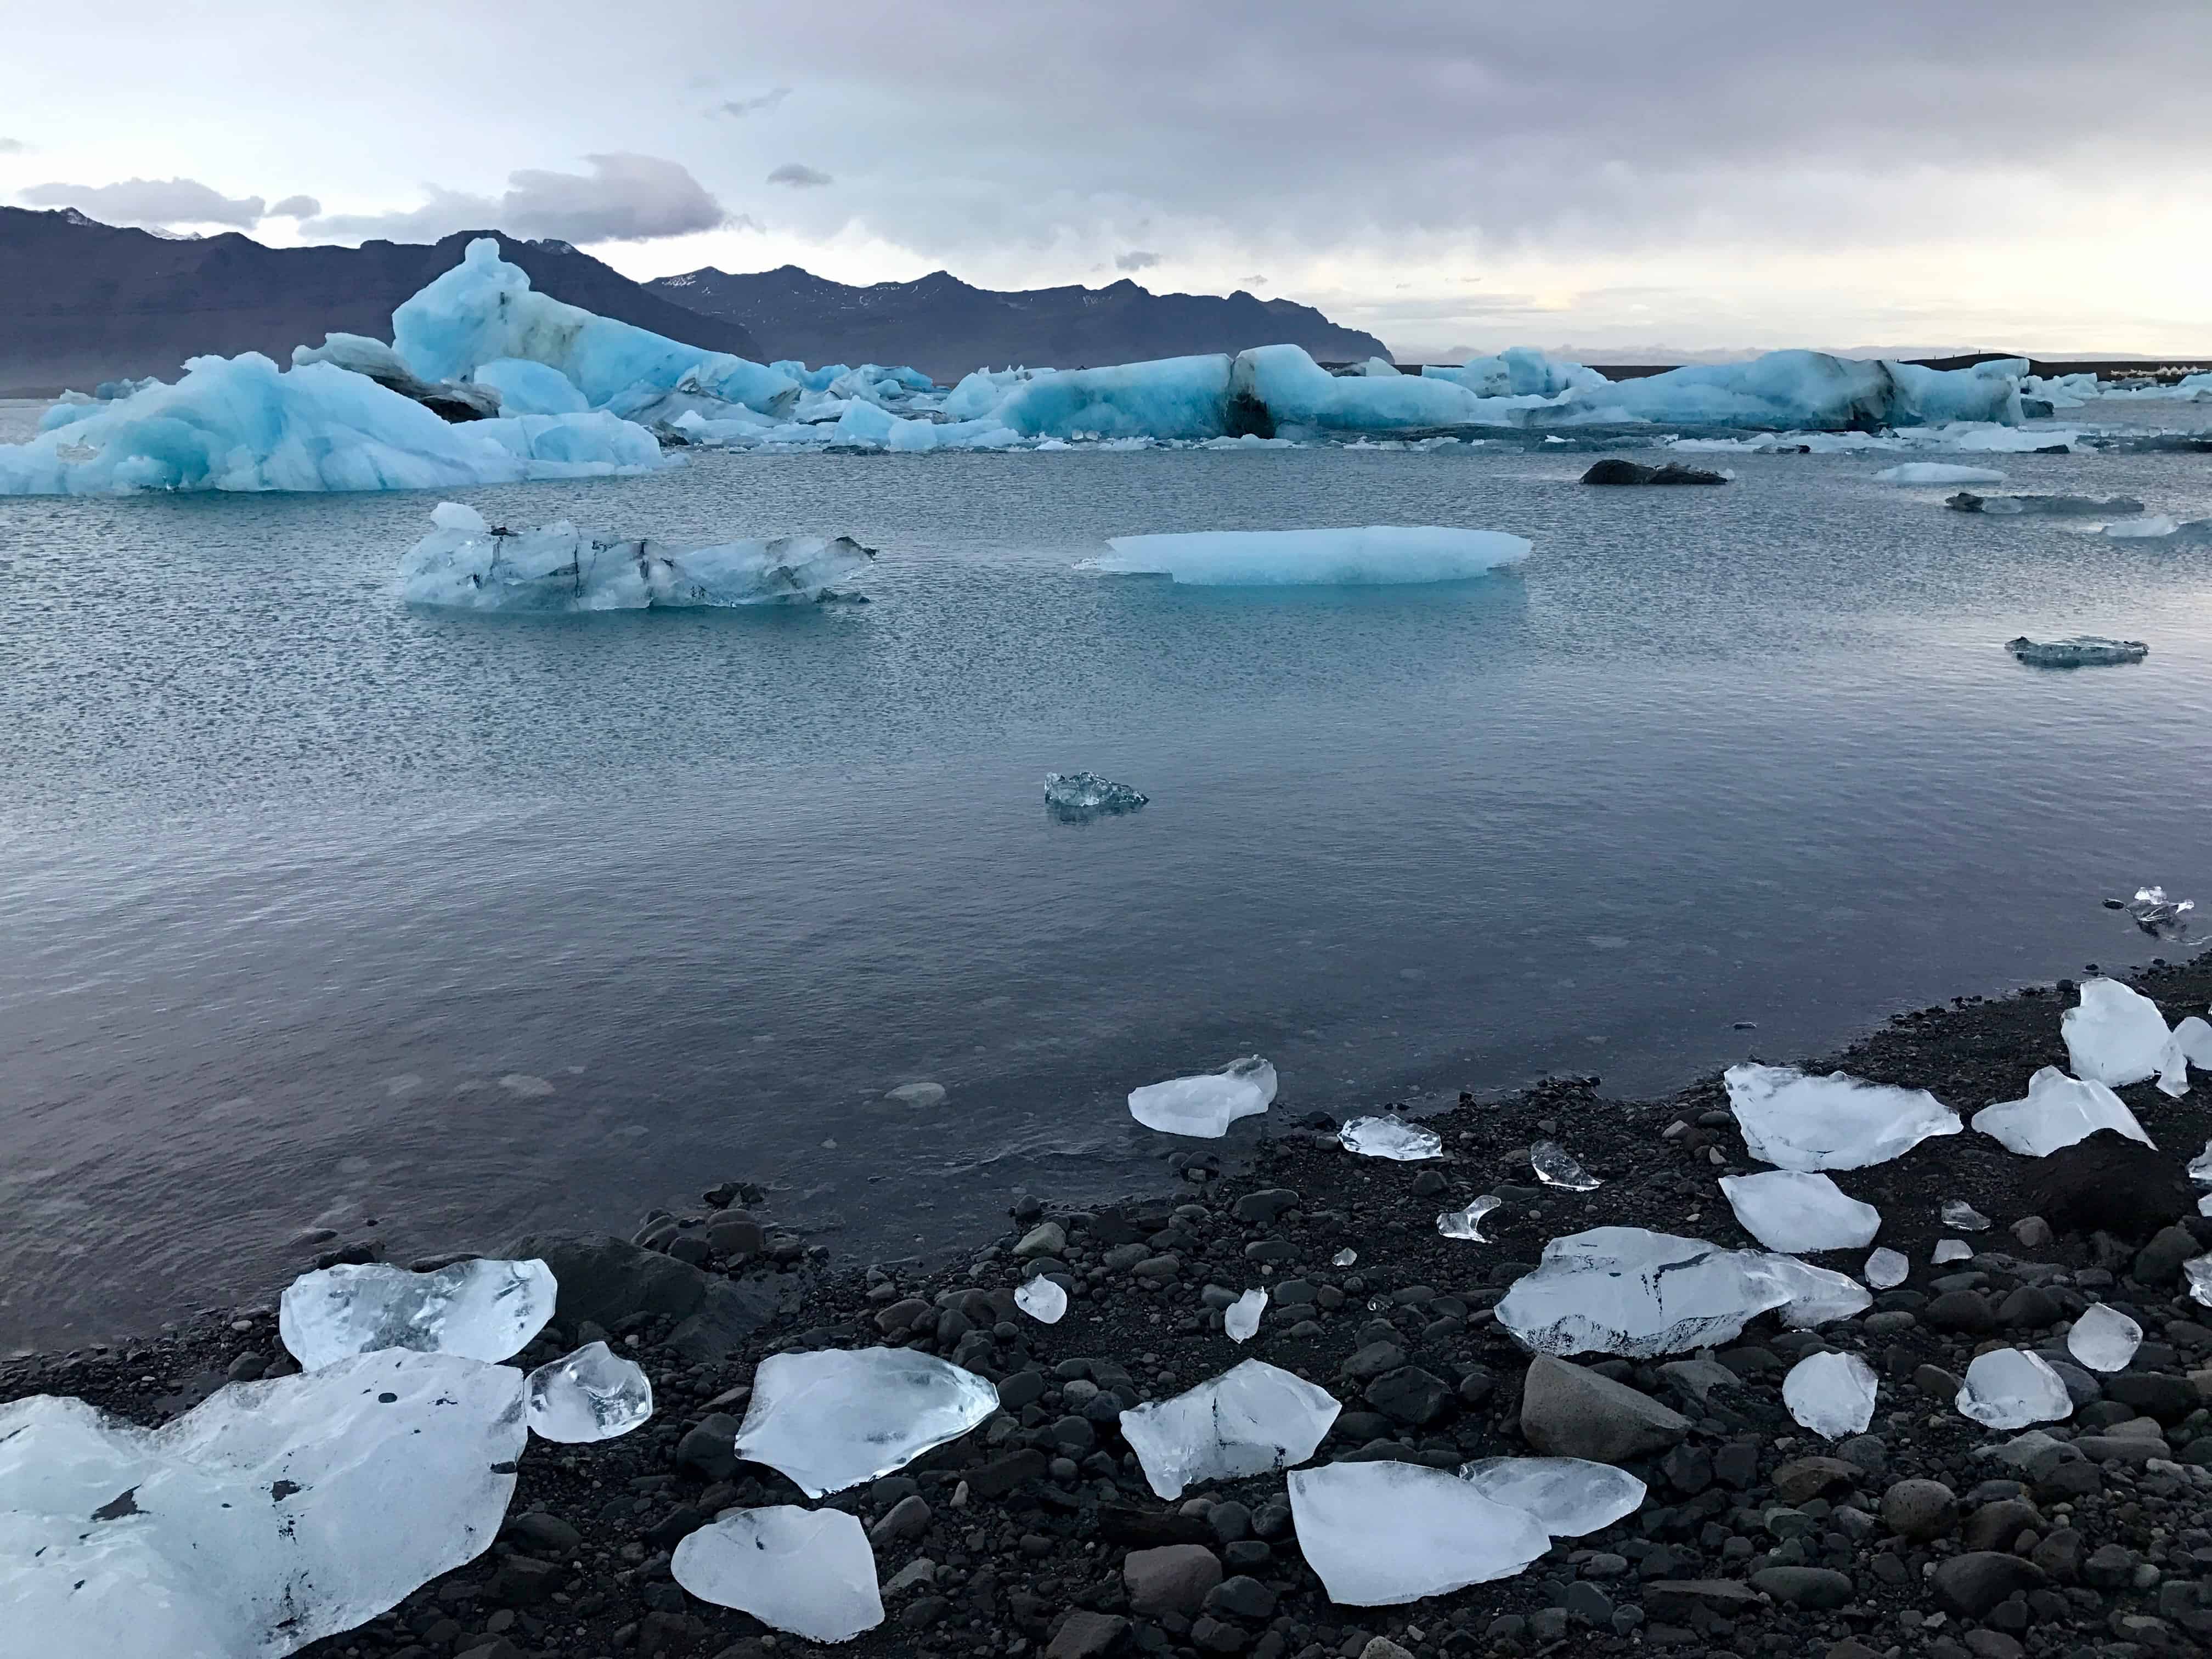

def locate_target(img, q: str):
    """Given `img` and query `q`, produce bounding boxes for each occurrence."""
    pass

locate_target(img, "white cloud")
[267,194,320,218]
[304,154,726,245]
[20,176,264,229]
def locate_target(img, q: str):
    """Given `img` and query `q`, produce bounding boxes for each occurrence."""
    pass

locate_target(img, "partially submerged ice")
[2006,636,2149,668]
[1014,1276,1068,1324]
[1972,1066,2154,1156]
[1338,1114,1443,1160]
[399,503,876,611]
[1127,1057,1278,1137]
[1118,1359,1340,1500]
[1865,1247,1911,1289]
[1724,1063,1961,1171]
[524,1341,653,1443]
[2062,978,2188,1094]
[733,1347,998,1497]
[1080,526,1532,587]
[1876,462,2006,483]
[1953,493,2145,516]
[1956,1348,2074,1429]
[2126,886,2197,939]
[670,1506,883,1643]
[1224,1288,1267,1342]
[1456,1457,1646,1538]
[1288,1461,1550,1606]
[1718,1170,1882,1252]
[2067,1304,2143,1373]
[278,1256,555,1371]
[1438,1195,1502,1241]
[1782,1351,1880,1438]
[1530,1140,1601,1190]
[1045,770,1149,815]
[0,1351,524,1658]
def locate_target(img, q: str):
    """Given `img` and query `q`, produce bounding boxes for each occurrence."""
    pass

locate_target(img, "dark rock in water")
[1581,458,1728,486]
[506,1233,713,1325]
[2023,1131,2186,1242]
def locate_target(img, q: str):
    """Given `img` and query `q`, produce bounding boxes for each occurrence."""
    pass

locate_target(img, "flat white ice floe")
[1865,1247,1910,1289]
[0,1351,524,1658]
[1045,770,1149,814]
[399,503,876,611]
[1955,1348,2074,1429]
[1127,1056,1277,1137]
[1438,1195,1502,1241]
[1530,1140,1601,1190]
[1119,1359,1340,1500]
[1014,1276,1069,1324]
[1224,1288,1267,1342]
[1456,1457,1646,1538]
[278,1256,555,1371]
[1078,526,1532,586]
[2062,977,2190,1094]
[2005,636,2149,667]
[1719,1170,1882,1252]
[524,1341,653,1442]
[1338,1114,1443,1160]
[1875,462,2006,483]
[670,1507,883,1643]
[1289,1460,1551,1605]
[1724,1063,1961,1171]
[2067,1304,2143,1373]
[1782,1351,1880,1437]
[733,1347,997,1497]
[1971,1066,2154,1156]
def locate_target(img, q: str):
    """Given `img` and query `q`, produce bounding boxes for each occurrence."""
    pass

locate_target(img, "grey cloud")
[1114,250,1160,272]
[20,177,265,229]
[268,195,321,218]
[721,87,792,118]
[1238,274,1267,285]
[767,163,833,188]
[0,138,25,154]
[305,154,725,245]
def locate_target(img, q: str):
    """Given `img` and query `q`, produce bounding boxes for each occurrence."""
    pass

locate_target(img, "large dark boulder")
[2025,1131,2187,1241]
[1582,458,1728,486]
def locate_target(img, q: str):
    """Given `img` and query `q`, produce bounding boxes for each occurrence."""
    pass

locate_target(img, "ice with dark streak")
[733,1348,997,1498]
[1119,1359,1340,1500]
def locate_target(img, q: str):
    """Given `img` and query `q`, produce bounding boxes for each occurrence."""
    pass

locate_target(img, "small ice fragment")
[2106,514,2181,538]
[1933,1239,1974,1264]
[1875,461,2007,483]
[1043,770,1149,814]
[2062,977,2175,1088]
[1782,1351,1880,1438]
[1530,1140,1601,1190]
[525,1341,652,1442]
[1333,1249,1358,1267]
[1118,1359,1340,1500]
[498,1073,555,1097]
[2201,1193,2212,1217]
[1723,1063,1960,1170]
[2128,886,2197,939]
[1955,1348,2074,1429]
[1014,1276,1068,1324]
[1759,1255,1876,1329]
[1437,1195,1502,1242]
[1128,1057,1277,1137]
[1288,1461,1550,1604]
[1224,1288,1267,1342]
[735,1348,998,1497]
[2187,1255,2212,1309]
[885,1081,945,1108]
[1718,1170,1882,1252]
[1338,1115,1442,1160]
[2066,1304,2143,1373]
[2191,1139,2212,1184]
[279,1257,556,1371]
[1941,1200,1991,1232]
[1455,1457,1646,1538]
[1971,1066,2154,1156]
[1865,1247,1910,1289]
[2005,636,2149,668]
[670,1506,883,1642]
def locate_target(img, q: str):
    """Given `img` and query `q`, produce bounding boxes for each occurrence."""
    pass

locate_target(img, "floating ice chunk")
[1941,1200,1991,1232]
[1224,1289,1267,1342]
[1782,1351,1879,1438]
[1080,527,1532,587]
[994,353,1234,441]
[1232,344,1494,433]
[279,1257,554,1371]
[1933,1239,1974,1265]
[1950,493,2143,516]
[1531,1141,1601,1190]
[2067,1304,2143,1373]
[1015,1276,1068,1324]
[1724,1063,1961,1171]
[2105,515,2181,538]
[1875,462,2007,483]
[2062,978,2175,1089]
[1338,1115,1442,1160]
[1288,1461,1550,1605]
[1045,770,1149,815]
[2128,886,2197,938]
[1438,1195,1501,1241]
[0,1351,523,1658]
[1332,1248,1358,1267]
[1119,1359,1340,1500]
[1456,1457,1645,1538]
[1956,1348,2074,1429]
[1127,1057,1277,1137]
[2006,636,2148,667]
[1972,1066,2153,1156]
[670,1507,883,1643]
[524,1341,653,1442]
[1719,1171,1881,1252]
[1865,1247,1910,1289]
[733,1348,997,1497]
[885,1081,945,1108]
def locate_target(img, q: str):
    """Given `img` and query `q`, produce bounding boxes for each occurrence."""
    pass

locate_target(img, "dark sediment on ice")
[8,954,2212,1659]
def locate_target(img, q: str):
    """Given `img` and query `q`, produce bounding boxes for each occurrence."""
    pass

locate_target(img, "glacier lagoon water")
[6,405,2212,1346]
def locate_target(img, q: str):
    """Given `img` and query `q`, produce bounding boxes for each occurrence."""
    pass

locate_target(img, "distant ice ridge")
[1080,527,1532,586]
[399,503,875,612]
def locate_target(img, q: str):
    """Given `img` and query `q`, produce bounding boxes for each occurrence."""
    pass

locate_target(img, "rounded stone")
[1881,1477,1959,1542]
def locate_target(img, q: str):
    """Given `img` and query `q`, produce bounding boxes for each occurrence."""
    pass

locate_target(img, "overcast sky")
[7,1,2209,357]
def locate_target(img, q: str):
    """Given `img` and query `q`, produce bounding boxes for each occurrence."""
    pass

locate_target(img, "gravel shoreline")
[9,952,2212,1659]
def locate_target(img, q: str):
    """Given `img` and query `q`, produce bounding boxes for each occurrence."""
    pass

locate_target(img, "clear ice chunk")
[2187,1255,2212,1309]
[1333,1249,1358,1267]
[1224,1289,1267,1342]
[1288,1460,1551,1605]
[1437,1195,1501,1241]
[1338,1115,1442,1160]
[1128,1057,1277,1137]
[1043,770,1149,815]
[1015,1276,1068,1324]
[1530,1141,1601,1190]
[670,1506,883,1643]
[1782,1351,1880,1438]
[733,1347,998,1498]
[1933,1239,1974,1264]
[2066,1304,2143,1373]
[1455,1457,1646,1537]
[0,1351,524,1658]
[2126,887,2198,940]
[1973,1066,2155,1156]
[1719,1171,1882,1252]
[1759,1254,1877,1329]
[279,1257,555,1371]
[1941,1200,1991,1232]
[2005,636,2150,667]
[1955,1348,2074,1429]
[1118,1359,1340,1500]
[525,1341,653,1443]
[1865,1247,1911,1289]
[1723,1063,1961,1170]
[2061,977,2176,1089]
